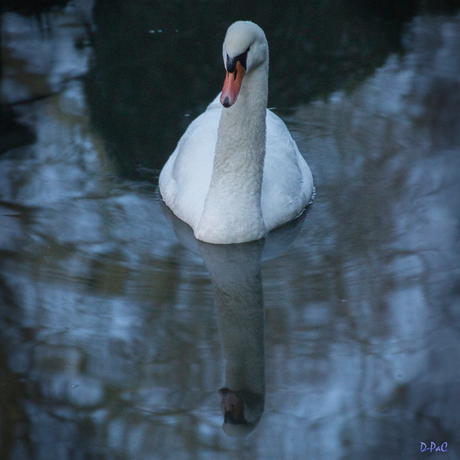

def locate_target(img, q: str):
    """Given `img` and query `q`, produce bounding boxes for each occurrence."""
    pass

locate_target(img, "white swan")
[159,21,313,244]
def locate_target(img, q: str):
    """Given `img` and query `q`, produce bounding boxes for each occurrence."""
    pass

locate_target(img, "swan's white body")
[159,21,313,244]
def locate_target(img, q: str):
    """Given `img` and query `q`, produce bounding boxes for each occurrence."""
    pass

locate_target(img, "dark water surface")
[1,2,460,459]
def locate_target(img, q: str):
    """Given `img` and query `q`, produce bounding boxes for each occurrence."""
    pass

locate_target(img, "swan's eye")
[238,50,248,70]
[227,49,249,72]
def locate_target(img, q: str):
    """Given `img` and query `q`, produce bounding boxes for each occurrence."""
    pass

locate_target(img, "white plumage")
[159,21,313,244]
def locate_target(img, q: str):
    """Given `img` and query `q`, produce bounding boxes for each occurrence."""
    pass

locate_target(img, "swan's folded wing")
[159,103,222,228]
[262,110,313,230]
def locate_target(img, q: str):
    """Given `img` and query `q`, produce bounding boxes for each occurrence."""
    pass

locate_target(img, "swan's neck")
[196,63,268,244]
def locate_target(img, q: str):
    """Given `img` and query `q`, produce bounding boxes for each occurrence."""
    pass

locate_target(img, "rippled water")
[1,2,460,460]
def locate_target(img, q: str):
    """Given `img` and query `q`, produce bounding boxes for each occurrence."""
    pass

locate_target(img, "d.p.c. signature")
[420,442,448,453]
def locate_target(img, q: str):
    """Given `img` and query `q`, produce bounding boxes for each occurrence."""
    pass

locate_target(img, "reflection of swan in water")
[160,202,308,436]
[199,240,265,437]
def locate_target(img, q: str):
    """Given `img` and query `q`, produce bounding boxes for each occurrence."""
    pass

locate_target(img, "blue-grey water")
[1,2,460,459]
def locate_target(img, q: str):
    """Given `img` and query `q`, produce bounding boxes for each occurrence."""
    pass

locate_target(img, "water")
[1,2,460,459]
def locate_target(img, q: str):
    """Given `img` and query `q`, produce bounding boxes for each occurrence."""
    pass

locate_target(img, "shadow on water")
[1,0,460,459]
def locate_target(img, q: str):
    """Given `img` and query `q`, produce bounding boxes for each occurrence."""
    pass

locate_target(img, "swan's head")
[220,21,268,108]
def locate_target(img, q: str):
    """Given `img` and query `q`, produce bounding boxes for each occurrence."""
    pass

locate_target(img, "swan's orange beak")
[220,60,245,108]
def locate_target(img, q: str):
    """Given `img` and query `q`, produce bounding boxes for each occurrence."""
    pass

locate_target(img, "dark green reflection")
[84,0,441,179]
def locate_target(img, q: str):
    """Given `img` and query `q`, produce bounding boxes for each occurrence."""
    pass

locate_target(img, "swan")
[159,21,314,244]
